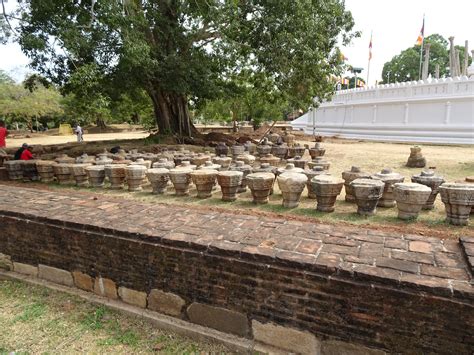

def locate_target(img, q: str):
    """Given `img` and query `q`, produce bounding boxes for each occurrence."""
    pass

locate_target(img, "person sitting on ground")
[14,143,27,160]
[20,144,34,160]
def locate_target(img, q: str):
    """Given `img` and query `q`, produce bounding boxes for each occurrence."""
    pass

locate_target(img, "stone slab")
[72,271,94,291]
[187,302,249,337]
[321,340,387,355]
[13,262,38,277]
[38,264,74,287]
[147,289,185,316]
[459,236,474,281]
[0,253,12,270]
[0,167,8,181]
[93,276,118,299]
[118,286,147,308]
[252,320,321,355]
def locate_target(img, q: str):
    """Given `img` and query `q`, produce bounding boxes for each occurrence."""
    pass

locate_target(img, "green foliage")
[10,0,357,135]
[381,34,472,83]
[196,69,289,127]
[81,306,107,330]
[0,77,63,130]
[110,91,154,127]
[0,70,14,85]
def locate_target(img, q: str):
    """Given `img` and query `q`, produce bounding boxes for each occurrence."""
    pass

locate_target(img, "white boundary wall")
[291,76,474,144]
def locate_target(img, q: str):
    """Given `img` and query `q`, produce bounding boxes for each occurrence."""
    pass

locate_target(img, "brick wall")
[1,211,473,354]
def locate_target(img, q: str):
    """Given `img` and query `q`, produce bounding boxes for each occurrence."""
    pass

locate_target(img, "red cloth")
[0,127,7,147]
[20,149,33,160]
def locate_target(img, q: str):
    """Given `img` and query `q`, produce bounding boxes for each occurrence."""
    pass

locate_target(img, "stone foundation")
[0,186,473,354]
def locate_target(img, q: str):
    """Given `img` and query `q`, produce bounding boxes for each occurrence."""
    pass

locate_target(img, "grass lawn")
[0,279,229,354]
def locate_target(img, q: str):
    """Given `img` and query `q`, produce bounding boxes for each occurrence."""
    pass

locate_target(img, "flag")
[416,16,425,45]
[368,32,373,60]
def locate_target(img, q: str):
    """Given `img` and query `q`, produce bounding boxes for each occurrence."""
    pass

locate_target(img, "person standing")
[75,124,84,142]
[0,120,8,150]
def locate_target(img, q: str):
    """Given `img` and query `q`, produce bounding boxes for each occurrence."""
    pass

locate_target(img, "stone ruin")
[0,140,472,226]
[406,145,427,168]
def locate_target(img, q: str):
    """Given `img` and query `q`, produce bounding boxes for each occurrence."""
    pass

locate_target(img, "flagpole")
[418,15,425,80]
[367,30,373,85]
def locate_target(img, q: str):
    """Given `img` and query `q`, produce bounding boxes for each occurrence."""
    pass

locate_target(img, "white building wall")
[291,76,474,144]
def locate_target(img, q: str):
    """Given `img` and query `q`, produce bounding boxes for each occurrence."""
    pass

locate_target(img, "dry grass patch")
[0,279,229,354]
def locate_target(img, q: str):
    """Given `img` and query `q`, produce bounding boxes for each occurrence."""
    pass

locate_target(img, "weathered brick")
[321,244,358,255]
[295,239,322,254]
[434,252,464,268]
[390,250,434,265]
[408,241,432,254]
[420,265,469,280]
[0,186,473,354]
[375,257,419,274]
[384,238,408,250]
[252,320,321,354]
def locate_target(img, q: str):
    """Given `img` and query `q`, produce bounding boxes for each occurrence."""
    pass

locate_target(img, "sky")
[0,0,473,84]
[342,0,474,85]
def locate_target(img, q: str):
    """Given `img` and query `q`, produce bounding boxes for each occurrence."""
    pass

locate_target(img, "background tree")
[195,70,289,129]
[381,34,472,83]
[7,0,356,137]
[0,74,63,131]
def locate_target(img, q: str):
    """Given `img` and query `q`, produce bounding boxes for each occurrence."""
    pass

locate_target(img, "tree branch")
[1,0,16,34]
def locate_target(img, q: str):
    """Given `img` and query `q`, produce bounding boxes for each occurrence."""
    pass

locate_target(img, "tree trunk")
[148,90,198,137]
[96,118,107,130]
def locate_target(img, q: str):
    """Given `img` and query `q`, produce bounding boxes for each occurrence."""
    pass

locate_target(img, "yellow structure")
[58,123,73,135]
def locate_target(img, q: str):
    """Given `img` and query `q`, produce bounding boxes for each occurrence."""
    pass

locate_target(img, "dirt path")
[5,131,150,148]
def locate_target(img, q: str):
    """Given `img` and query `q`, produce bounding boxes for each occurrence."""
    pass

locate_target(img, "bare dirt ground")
[5,131,149,148]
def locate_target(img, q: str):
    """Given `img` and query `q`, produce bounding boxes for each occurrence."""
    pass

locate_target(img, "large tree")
[4,0,356,136]
[381,34,472,83]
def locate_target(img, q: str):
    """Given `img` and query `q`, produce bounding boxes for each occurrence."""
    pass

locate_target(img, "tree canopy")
[4,0,357,136]
[381,34,472,83]
[0,73,63,130]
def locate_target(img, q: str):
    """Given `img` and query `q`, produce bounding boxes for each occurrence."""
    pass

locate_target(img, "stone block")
[13,262,38,277]
[72,271,94,291]
[38,264,74,287]
[118,286,147,308]
[409,241,432,254]
[147,289,185,316]
[252,320,320,355]
[321,340,386,355]
[0,167,8,181]
[187,302,249,337]
[93,276,118,299]
[0,253,13,270]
